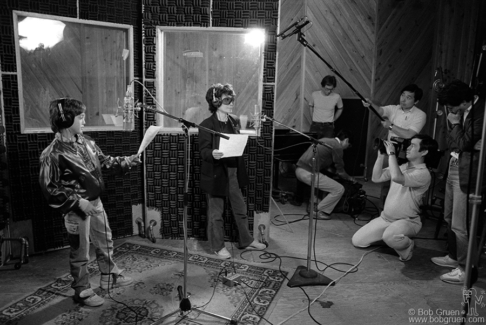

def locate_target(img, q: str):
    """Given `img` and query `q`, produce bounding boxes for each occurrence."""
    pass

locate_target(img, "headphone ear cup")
[212,88,222,107]
[56,111,75,129]
[212,98,222,107]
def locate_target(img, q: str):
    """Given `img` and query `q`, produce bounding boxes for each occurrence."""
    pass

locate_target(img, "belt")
[313,122,334,125]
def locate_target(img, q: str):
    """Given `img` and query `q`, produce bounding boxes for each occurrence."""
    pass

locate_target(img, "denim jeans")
[295,167,344,214]
[352,214,421,259]
[64,198,122,296]
[206,168,254,252]
[444,160,474,267]
[309,122,334,139]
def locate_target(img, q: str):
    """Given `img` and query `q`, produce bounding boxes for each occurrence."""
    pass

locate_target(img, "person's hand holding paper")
[218,133,248,158]
[138,125,163,155]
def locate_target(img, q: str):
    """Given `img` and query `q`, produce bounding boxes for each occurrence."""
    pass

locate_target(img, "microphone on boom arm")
[276,17,305,38]
[282,19,311,40]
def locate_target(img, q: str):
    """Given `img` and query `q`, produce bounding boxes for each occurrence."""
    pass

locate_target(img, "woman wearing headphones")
[199,83,266,259]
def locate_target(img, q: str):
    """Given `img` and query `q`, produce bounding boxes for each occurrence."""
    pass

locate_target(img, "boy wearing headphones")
[39,98,141,307]
[199,83,266,259]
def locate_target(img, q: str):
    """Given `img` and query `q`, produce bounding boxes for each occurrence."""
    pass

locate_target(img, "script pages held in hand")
[138,125,163,155]
[218,134,249,157]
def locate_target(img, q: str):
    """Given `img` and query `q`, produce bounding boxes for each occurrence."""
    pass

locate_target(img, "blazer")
[198,113,248,196]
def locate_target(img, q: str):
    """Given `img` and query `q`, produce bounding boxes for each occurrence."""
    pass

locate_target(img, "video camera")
[374,137,400,155]
[374,137,410,162]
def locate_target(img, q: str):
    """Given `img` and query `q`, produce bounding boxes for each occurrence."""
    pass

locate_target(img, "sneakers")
[73,288,104,307]
[215,247,231,259]
[431,255,459,268]
[100,273,133,290]
[246,240,266,250]
[399,240,414,262]
[440,267,465,285]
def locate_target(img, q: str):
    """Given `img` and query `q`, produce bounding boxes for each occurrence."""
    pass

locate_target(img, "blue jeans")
[444,161,472,267]
[352,214,421,260]
[207,168,254,252]
[64,198,122,296]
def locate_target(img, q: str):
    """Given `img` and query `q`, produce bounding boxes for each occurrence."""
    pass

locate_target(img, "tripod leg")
[271,196,293,233]
[151,308,182,324]
[193,308,236,323]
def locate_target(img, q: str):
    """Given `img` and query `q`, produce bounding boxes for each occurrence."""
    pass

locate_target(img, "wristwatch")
[389,152,396,156]
[389,124,394,130]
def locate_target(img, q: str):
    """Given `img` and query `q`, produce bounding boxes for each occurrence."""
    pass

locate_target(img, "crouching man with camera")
[351,135,438,261]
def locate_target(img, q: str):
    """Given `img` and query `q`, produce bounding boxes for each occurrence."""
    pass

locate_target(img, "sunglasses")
[221,97,235,105]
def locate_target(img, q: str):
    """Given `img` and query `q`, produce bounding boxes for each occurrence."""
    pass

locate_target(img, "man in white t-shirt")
[308,75,344,138]
[363,84,427,202]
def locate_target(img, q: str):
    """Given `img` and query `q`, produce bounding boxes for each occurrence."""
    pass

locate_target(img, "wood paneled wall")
[276,0,376,132]
[366,0,438,175]
[276,0,485,178]
[274,0,305,129]
[367,0,485,177]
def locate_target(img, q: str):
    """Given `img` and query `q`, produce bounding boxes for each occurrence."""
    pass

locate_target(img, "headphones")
[212,88,222,107]
[55,98,76,130]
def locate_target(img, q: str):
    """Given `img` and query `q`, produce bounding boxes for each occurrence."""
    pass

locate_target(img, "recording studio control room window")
[156,27,265,135]
[13,11,134,133]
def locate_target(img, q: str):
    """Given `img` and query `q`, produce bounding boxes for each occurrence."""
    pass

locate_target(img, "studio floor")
[1,173,486,325]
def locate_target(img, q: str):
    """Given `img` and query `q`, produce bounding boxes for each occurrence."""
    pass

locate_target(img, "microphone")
[122,85,142,130]
[282,19,311,40]
[123,86,134,131]
[276,17,304,37]
[258,224,268,247]
[433,67,444,93]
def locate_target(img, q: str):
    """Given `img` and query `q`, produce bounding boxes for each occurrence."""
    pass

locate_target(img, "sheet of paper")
[138,125,162,155]
[218,133,248,158]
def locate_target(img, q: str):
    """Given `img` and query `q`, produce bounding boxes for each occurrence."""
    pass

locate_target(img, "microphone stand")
[264,114,334,287]
[145,107,235,324]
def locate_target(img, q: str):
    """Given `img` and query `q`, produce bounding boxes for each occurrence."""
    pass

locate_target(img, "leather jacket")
[39,133,132,217]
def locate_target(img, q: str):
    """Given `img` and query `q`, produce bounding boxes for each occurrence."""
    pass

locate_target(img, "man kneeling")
[352,134,438,261]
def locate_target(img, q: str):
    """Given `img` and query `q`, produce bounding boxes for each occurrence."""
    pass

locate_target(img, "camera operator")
[352,135,438,262]
[362,84,427,202]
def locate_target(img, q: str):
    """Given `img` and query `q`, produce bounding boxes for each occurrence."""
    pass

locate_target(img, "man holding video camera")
[352,134,438,262]
[363,84,427,202]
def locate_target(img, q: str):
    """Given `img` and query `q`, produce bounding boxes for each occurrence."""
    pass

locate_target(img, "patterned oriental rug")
[0,242,287,325]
